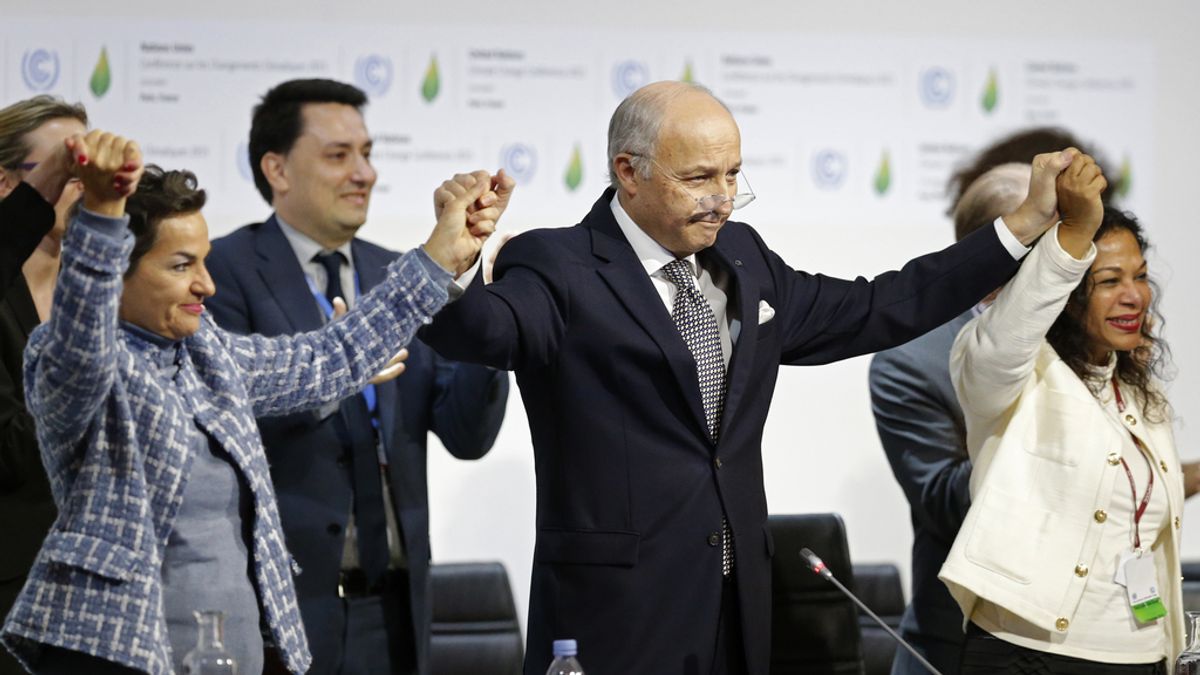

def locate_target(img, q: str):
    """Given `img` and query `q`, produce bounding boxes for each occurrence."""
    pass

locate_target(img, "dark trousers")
[890,631,964,675]
[960,623,1167,675]
[711,578,748,675]
[315,569,416,675]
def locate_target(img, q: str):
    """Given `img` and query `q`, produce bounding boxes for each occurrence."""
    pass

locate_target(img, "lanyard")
[1114,377,1153,551]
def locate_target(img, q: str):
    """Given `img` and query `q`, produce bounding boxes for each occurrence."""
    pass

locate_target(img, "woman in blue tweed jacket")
[0,132,506,674]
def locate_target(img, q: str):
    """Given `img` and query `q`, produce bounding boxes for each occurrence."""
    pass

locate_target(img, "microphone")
[799,548,944,675]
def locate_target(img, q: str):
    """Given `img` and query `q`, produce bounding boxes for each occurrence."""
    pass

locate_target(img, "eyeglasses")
[635,155,756,212]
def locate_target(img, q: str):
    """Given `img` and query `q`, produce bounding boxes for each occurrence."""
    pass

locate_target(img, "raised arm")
[950,153,1106,425]
[227,171,500,417]
[23,131,142,446]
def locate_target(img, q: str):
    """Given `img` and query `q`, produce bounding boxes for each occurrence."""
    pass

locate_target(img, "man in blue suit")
[206,79,508,675]
[420,81,1078,675]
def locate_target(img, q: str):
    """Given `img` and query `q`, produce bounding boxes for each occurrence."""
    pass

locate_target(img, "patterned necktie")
[661,259,735,577]
[661,258,726,439]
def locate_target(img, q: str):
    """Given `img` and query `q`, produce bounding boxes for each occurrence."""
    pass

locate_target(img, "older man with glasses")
[422,79,1088,675]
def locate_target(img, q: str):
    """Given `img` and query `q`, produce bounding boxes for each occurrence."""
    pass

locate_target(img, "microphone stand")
[800,547,944,675]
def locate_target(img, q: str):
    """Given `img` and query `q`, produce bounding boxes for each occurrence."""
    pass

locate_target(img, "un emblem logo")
[22,49,60,92]
[500,144,537,184]
[354,54,394,97]
[612,60,649,99]
[812,150,847,190]
[919,67,955,108]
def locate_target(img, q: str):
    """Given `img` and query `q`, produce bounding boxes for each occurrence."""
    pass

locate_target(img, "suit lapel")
[705,242,759,442]
[255,216,325,333]
[587,193,711,442]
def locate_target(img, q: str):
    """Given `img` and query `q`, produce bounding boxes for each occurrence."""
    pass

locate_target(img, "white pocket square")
[757,300,775,325]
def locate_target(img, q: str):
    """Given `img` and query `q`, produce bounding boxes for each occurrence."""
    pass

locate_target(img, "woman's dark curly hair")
[123,164,207,277]
[1045,207,1172,422]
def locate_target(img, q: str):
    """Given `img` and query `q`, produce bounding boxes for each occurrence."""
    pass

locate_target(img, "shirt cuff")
[1044,222,1097,273]
[75,207,131,239]
[448,256,483,301]
[413,246,455,288]
[993,216,1031,261]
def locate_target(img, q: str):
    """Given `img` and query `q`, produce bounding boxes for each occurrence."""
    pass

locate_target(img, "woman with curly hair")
[940,153,1184,673]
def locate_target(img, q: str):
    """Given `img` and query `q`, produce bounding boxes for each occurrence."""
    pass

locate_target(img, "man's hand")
[1002,148,1077,246]
[425,170,498,275]
[434,169,515,233]
[76,130,143,217]
[1054,153,1107,259]
[331,296,409,383]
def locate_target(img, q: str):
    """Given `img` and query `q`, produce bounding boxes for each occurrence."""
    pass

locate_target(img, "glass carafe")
[1175,611,1200,674]
[182,610,238,674]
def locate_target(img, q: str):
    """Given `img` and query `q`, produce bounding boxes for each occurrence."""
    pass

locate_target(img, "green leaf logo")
[981,68,998,114]
[874,150,891,196]
[681,60,694,84]
[1116,155,1132,199]
[90,46,112,98]
[421,54,440,103]
[564,144,583,191]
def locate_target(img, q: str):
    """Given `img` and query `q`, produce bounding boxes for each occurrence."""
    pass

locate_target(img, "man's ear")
[260,152,288,199]
[613,153,641,197]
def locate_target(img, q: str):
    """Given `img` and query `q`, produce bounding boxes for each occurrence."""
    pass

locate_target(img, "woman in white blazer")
[939,154,1182,673]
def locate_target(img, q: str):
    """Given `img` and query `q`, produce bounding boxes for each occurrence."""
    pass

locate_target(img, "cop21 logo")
[22,49,61,92]
[919,67,955,108]
[354,54,394,98]
[500,143,537,184]
[612,60,649,99]
[812,149,848,190]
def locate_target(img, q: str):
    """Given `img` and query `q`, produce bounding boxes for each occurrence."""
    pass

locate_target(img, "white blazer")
[938,225,1185,659]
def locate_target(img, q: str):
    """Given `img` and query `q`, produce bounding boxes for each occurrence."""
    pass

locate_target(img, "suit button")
[1074,564,1088,577]
[337,453,350,467]
[707,533,720,547]
[714,457,723,469]
[1125,414,1137,426]
[1107,453,1121,466]
[1055,617,1069,632]
[1094,510,1108,523]
[1161,460,1169,473]
[327,523,343,536]
[1176,517,1182,530]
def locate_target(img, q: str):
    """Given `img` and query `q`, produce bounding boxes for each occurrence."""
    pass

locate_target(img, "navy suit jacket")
[421,189,1019,675]
[205,216,508,674]
[869,311,973,673]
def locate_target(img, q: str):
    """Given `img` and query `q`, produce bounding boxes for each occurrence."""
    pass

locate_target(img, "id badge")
[1122,551,1167,623]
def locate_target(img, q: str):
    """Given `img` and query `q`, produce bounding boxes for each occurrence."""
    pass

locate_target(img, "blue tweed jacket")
[1,213,450,674]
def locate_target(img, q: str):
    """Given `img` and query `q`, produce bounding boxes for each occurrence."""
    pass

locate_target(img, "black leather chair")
[852,563,905,675]
[769,513,865,675]
[429,561,524,675]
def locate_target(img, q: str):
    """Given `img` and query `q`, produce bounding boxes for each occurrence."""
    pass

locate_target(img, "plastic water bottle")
[545,639,584,675]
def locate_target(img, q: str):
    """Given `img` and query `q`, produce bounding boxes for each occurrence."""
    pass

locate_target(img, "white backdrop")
[5,0,1199,634]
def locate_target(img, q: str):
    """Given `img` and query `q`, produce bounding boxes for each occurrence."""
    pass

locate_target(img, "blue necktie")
[313,251,390,584]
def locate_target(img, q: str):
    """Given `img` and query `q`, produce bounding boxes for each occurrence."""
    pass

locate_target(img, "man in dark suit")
[420,81,1077,675]
[206,79,508,675]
